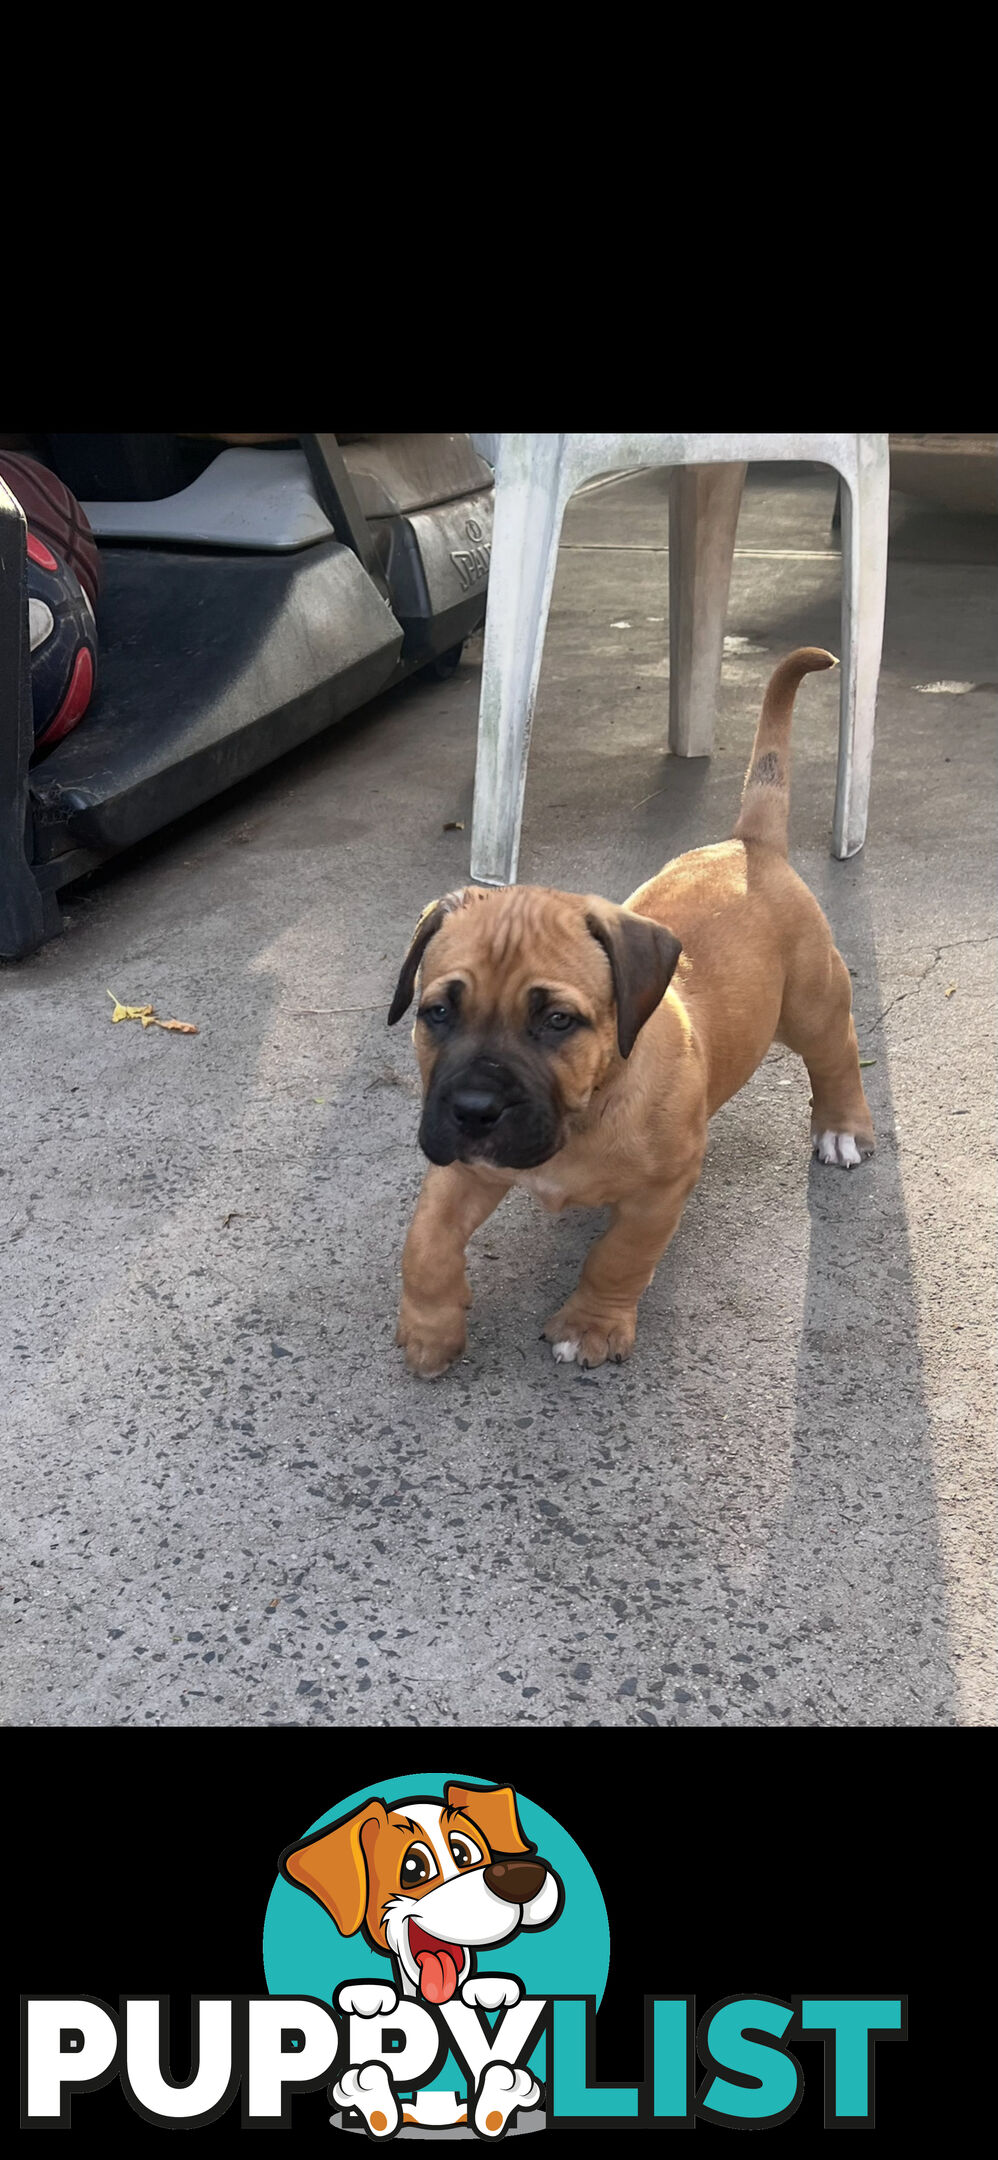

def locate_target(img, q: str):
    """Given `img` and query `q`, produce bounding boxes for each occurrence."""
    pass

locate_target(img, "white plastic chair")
[469,433,889,883]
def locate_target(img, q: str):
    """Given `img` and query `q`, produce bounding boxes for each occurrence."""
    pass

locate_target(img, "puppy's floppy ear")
[387,899,450,1027]
[388,886,498,1026]
[444,1782,534,1858]
[586,901,682,1058]
[280,1798,388,1936]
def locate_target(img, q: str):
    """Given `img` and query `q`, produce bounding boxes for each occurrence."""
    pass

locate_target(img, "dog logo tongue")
[409,1921,462,2004]
[416,1947,460,2004]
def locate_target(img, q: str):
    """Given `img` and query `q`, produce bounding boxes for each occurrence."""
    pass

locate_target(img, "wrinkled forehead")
[423,888,608,1004]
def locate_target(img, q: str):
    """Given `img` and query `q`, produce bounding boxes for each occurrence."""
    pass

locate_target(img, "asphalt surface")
[2,465,994,1727]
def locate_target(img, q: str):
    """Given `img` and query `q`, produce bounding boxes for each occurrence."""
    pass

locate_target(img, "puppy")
[389,649,874,1375]
[281,1782,561,2004]
[281,1783,559,2134]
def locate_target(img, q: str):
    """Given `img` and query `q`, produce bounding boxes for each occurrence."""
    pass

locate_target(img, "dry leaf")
[108,992,154,1023]
[107,990,197,1034]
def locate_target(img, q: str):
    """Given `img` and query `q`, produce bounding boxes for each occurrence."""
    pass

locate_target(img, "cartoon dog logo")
[281,1781,563,2137]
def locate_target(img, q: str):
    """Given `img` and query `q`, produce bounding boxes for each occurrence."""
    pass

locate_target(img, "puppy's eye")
[401,1841,436,1886]
[419,1003,452,1027]
[544,1010,576,1033]
[449,1834,483,1869]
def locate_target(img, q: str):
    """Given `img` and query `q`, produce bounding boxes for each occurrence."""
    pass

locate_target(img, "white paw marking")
[814,1130,863,1168]
[335,1981,398,2019]
[333,2060,398,2136]
[474,2062,540,2137]
[462,1973,521,2009]
[552,1338,580,1363]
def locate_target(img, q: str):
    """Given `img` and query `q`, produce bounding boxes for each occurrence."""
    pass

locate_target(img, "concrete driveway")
[2,465,994,1726]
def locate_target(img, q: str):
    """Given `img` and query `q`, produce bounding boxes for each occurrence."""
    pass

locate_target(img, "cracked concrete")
[865,935,995,1035]
[1,464,995,1727]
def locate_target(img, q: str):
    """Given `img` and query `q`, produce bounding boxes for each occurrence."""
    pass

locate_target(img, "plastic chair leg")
[470,434,567,886]
[833,439,890,857]
[668,462,746,757]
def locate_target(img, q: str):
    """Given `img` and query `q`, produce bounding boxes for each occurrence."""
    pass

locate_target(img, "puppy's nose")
[483,1858,547,1904]
[450,1086,505,1133]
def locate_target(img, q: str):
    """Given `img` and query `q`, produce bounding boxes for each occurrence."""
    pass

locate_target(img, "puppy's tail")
[733,648,837,855]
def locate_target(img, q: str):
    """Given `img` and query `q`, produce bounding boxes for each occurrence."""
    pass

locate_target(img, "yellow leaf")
[106,989,196,1032]
[107,989,155,1023]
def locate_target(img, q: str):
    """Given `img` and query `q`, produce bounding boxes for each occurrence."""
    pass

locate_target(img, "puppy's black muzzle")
[419,1051,561,1169]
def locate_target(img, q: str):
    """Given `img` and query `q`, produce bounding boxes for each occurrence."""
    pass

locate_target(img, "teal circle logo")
[263,1771,609,2106]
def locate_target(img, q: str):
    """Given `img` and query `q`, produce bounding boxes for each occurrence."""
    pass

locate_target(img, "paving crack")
[866,934,996,1035]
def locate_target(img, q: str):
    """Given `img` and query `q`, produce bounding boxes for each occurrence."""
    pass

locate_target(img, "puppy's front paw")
[335,1981,398,2019]
[396,1299,466,1377]
[461,1973,521,2009]
[542,1301,636,1370]
[812,1128,875,1169]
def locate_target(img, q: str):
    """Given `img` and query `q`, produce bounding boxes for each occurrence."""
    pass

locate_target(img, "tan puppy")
[389,649,874,1376]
